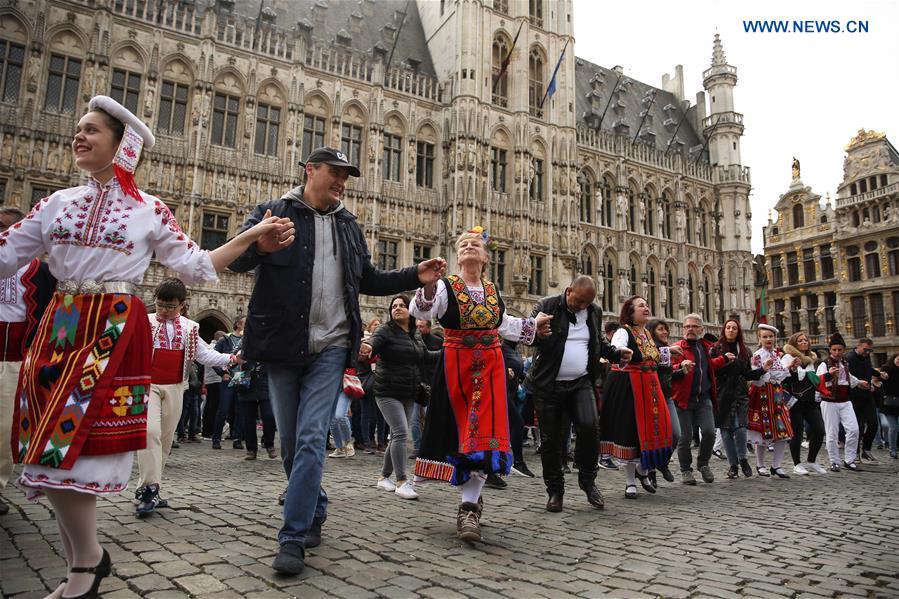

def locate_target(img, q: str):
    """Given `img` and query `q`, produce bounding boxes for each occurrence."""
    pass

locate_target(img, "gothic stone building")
[0,0,754,340]
[763,130,899,365]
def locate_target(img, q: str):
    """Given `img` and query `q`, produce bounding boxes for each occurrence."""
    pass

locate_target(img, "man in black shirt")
[846,337,889,460]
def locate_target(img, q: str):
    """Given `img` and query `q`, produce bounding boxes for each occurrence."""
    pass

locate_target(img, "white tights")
[460,472,486,504]
[756,440,788,469]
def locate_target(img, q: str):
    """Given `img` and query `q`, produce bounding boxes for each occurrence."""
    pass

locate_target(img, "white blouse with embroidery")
[410,279,537,345]
[0,179,216,285]
[0,262,29,322]
[750,347,790,386]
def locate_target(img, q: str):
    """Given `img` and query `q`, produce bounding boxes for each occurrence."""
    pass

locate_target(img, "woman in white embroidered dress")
[403,228,552,543]
[747,324,795,478]
[0,96,294,599]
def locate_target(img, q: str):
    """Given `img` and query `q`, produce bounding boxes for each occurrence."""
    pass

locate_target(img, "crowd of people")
[0,95,896,598]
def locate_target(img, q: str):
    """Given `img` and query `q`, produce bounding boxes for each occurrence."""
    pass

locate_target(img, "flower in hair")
[468,225,498,251]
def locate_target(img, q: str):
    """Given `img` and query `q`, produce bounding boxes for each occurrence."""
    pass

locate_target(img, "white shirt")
[0,178,216,284]
[750,347,790,387]
[151,314,231,369]
[556,308,589,381]
[410,279,536,344]
[0,262,29,322]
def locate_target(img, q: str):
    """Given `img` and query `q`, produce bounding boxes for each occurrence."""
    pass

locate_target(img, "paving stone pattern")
[2,442,898,598]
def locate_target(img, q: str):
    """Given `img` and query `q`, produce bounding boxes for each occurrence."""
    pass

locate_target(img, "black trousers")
[535,376,598,495]
[201,382,221,438]
[239,399,276,452]
[507,379,525,463]
[789,401,825,464]
[852,395,878,452]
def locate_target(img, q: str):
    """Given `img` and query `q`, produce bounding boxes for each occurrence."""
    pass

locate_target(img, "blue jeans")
[330,391,353,449]
[666,398,681,465]
[177,389,200,438]
[720,411,749,466]
[268,346,347,547]
[212,384,240,442]
[882,412,899,454]
[410,402,426,453]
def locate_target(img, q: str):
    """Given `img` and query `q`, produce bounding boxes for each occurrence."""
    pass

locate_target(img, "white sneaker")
[376,477,396,492]
[394,480,419,500]
[806,462,827,474]
[328,447,346,458]
[344,442,356,458]
[792,464,809,476]
[801,440,810,449]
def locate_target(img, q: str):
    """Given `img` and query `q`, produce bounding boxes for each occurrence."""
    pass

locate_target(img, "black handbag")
[416,382,431,407]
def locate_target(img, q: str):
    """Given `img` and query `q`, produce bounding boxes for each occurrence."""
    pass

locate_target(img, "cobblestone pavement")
[2,440,898,599]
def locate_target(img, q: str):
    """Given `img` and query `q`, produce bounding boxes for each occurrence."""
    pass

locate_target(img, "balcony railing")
[702,111,744,130]
[836,182,898,208]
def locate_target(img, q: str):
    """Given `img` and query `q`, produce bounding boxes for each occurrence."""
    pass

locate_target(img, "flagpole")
[384,0,411,85]
[493,20,524,94]
[539,37,570,109]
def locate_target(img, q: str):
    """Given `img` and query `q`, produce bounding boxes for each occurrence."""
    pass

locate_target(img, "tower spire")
[711,33,727,67]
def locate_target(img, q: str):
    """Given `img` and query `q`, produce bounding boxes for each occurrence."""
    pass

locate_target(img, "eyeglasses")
[155,300,182,311]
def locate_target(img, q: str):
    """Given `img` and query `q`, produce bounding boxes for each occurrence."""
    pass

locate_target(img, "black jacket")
[524,294,620,394]
[710,344,763,425]
[229,186,421,366]
[846,349,883,402]
[368,323,439,400]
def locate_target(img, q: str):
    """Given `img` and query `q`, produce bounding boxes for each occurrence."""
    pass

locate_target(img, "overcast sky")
[571,0,899,254]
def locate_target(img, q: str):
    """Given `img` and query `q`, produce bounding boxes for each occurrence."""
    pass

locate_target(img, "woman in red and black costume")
[599,295,682,499]
[409,227,552,543]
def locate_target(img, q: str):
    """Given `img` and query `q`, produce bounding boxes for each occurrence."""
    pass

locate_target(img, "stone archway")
[193,309,231,343]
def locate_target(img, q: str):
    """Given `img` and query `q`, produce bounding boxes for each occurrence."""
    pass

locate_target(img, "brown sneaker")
[244,451,257,460]
[456,501,482,543]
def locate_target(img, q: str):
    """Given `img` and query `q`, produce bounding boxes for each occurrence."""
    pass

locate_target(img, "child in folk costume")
[747,324,794,478]
[134,278,238,517]
[815,332,868,471]
[0,96,293,599]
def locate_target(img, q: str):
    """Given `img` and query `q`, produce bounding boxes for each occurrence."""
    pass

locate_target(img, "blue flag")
[540,39,569,108]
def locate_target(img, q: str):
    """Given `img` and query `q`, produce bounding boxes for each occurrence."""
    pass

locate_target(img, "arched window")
[629,263,638,294]
[847,245,862,282]
[45,30,85,115]
[661,191,672,239]
[601,176,614,228]
[158,59,193,136]
[579,172,593,223]
[529,0,543,27]
[212,72,245,148]
[528,48,544,118]
[664,267,675,318]
[864,241,881,278]
[888,237,899,277]
[603,259,615,313]
[110,45,145,114]
[491,34,510,107]
[0,15,27,105]
[254,82,284,156]
[793,203,805,228]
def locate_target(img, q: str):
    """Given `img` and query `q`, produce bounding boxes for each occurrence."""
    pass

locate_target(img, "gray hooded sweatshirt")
[282,186,350,354]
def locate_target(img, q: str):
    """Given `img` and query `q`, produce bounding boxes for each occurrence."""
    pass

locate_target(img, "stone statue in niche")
[730,287,737,309]
[618,272,630,299]
[660,281,667,306]
[640,278,649,299]
[638,197,646,229]
[714,287,721,312]
[678,282,689,307]
[675,208,686,237]
[616,193,628,229]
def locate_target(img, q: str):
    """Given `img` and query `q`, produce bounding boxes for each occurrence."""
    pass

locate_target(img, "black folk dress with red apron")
[414,276,512,485]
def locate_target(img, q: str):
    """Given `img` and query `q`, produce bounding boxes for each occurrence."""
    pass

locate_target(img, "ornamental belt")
[443,328,501,349]
[615,363,659,373]
[56,279,138,295]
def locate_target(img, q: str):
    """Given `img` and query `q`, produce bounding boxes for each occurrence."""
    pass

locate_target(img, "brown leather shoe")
[244,451,257,460]
[581,483,605,509]
[457,501,482,542]
[546,493,563,512]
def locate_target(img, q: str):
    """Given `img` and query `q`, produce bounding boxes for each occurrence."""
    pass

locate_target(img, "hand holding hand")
[254,209,295,253]
[681,359,695,373]
[230,352,246,366]
[725,352,736,362]
[880,371,890,380]
[618,348,634,364]
[858,380,871,390]
[535,312,553,338]
[828,366,839,377]
[668,345,683,357]
[417,257,447,285]
[763,358,774,370]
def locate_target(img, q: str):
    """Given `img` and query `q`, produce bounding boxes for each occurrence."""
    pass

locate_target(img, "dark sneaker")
[304,518,324,548]
[681,470,697,485]
[278,488,287,506]
[272,543,305,575]
[511,461,536,478]
[135,484,160,517]
[457,501,482,542]
[739,459,753,477]
[726,465,739,479]
[830,462,841,472]
[580,483,605,509]
[698,465,715,483]
[598,457,618,470]
[485,473,507,489]
[212,440,222,450]
[861,451,877,462]
[658,464,675,483]
[232,440,244,450]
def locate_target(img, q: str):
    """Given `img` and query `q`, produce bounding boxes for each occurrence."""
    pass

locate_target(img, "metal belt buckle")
[462,335,477,348]
[480,334,496,346]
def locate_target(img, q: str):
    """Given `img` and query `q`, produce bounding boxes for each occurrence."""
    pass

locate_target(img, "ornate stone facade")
[0,0,753,340]
[763,131,899,364]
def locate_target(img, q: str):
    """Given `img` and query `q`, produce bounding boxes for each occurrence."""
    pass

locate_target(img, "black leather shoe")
[485,473,507,489]
[64,547,111,598]
[635,471,656,494]
[658,464,675,483]
[546,493,563,512]
[581,484,605,509]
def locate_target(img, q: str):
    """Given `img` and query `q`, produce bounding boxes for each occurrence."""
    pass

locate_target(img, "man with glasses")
[670,314,734,485]
[134,278,239,517]
[0,208,55,516]
[846,338,889,461]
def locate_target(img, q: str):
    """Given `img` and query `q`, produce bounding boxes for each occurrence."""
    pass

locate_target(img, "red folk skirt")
[13,292,152,469]
[747,383,794,442]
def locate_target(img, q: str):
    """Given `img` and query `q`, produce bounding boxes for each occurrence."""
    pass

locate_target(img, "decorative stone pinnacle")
[711,34,726,66]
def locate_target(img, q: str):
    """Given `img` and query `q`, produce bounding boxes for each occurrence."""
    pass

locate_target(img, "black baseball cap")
[299,147,361,177]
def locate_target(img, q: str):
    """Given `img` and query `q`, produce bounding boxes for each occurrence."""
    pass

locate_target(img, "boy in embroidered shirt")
[134,278,238,516]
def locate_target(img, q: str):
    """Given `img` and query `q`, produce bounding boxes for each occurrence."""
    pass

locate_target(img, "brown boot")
[456,501,482,543]
[244,451,257,460]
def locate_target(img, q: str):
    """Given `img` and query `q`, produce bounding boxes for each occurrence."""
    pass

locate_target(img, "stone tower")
[701,34,753,321]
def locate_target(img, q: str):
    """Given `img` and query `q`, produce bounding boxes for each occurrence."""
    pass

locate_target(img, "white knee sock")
[624,463,637,486]
[756,446,766,468]
[772,441,787,469]
[460,473,486,504]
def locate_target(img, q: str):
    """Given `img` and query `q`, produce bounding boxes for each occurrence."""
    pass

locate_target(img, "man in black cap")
[229,147,446,575]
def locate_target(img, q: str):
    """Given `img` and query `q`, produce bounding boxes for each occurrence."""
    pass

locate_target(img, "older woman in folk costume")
[0,96,293,599]
[410,227,552,543]
[747,324,794,478]
[600,296,682,499]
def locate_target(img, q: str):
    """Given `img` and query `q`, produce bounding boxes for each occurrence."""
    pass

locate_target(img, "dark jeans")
[177,389,200,438]
[201,382,221,438]
[789,401,825,464]
[350,395,363,445]
[212,384,241,442]
[852,396,877,452]
[361,397,388,446]
[240,399,276,452]
[677,397,715,472]
[535,377,598,495]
